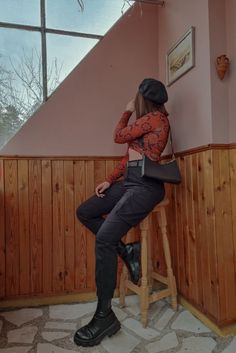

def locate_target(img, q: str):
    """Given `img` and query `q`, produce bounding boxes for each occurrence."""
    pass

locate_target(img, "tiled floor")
[0,295,235,353]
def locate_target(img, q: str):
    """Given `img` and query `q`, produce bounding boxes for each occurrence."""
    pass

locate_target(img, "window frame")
[0,0,103,101]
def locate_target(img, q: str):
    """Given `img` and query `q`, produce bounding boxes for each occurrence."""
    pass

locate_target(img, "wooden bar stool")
[119,198,177,327]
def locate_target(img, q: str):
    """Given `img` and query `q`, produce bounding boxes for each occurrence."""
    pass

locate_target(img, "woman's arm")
[105,148,129,185]
[114,111,163,144]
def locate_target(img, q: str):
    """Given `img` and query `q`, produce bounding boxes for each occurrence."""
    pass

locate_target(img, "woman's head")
[135,78,168,118]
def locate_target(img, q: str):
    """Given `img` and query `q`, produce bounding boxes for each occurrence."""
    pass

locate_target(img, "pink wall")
[209,0,229,143]
[226,0,236,142]
[2,1,235,156]
[0,4,159,156]
[157,0,212,152]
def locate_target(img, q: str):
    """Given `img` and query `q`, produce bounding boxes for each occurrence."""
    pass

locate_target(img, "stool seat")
[119,197,177,327]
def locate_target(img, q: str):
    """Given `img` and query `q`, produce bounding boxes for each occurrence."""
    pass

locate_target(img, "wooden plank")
[179,156,189,297]
[29,160,42,294]
[229,149,236,318]
[18,160,30,294]
[94,160,106,186]
[192,153,203,307]
[42,160,53,293]
[64,161,75,292]
[74,160,87,290]
[5,160,19,297]
[213,149,236,322]
[198,151,214,315]
[203,150,218,319]
[85,160,95,290]
[52,160,65,293]
[185,154,198,303]
[0,159,5,298]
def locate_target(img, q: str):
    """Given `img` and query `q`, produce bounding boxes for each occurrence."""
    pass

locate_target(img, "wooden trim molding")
[1,143,236,160]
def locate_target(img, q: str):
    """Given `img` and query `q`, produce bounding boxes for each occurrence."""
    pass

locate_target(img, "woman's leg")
[74,168,165,346]
[95,181,165,299]
[76,180,126,235]
[76,178,141,285]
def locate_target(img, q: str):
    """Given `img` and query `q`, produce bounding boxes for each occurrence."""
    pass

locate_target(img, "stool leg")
[157,208,177,310]
[140,217,150,327]
[119,263,128,307]
[147,215,154,293]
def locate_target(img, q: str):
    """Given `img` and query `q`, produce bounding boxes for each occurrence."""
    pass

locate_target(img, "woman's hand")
[95,181,111,197]
[126,98,135,113]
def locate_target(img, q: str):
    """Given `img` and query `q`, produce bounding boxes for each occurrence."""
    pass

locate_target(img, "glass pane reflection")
[47,34,98,95]
[0,28,42,149]
[0,0,40,26]
[46,0,130,35]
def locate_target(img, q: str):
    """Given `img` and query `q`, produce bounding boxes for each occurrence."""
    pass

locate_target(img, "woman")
[74,78,170,347]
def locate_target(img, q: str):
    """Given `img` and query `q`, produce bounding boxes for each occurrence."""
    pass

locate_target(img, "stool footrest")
[151,272,168,285]
[124,280,141,295]
[149,289,171,304]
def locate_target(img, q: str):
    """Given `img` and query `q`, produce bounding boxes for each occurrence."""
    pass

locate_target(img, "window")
[0,28,42,148]
[0,0,130,149]
[47,34,99,94]
[0,0,40,26]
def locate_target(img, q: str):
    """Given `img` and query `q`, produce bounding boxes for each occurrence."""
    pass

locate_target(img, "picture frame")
[166,26,195,86]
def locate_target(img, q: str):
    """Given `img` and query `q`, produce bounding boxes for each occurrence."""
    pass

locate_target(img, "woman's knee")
[76,203,89,222]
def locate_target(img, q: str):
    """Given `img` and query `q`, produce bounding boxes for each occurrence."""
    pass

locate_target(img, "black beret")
[139,78,168,105]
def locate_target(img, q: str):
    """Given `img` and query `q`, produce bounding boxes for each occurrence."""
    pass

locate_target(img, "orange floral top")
[105,110,170,184]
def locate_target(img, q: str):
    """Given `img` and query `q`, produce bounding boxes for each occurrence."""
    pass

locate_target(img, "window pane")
[47,34,98,96]
[0,0,40,26]
[46,0,130,35]
[0,28,42,149]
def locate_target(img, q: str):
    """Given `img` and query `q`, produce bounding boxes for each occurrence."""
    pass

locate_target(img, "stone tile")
[171,310,211,333]
[37,343,79,353]
[177,336,216,353]
[8,325,38,344]
[49,302,96,320]
[0,348,32,353]
[154,308,175,330]
[115,295,140,316]
[42,331,71,341]
[122,318,160,340]
[112,306,128,321]
[2,308,43,327]
[148,300,167,321]
[146,332,178,353]
[44,321,77,330]
[221,337,236,353]
[113,294,138,306]
[101,329,140,353]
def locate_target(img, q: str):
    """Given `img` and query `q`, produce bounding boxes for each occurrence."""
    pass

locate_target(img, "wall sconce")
[216,55,230,80]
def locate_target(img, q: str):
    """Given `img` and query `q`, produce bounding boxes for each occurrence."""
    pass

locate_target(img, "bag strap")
[138,127,176,159]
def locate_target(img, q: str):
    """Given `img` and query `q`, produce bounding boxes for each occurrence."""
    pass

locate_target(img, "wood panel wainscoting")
[0,144,236,331]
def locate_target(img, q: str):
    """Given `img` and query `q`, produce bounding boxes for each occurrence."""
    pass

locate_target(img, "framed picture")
[166,26,195,86]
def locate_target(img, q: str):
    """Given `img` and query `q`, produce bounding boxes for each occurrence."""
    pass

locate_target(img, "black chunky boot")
[74,298,120,347]
[117,240,141,285]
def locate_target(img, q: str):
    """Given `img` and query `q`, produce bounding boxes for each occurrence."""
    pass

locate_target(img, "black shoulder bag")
[138,131,182,184]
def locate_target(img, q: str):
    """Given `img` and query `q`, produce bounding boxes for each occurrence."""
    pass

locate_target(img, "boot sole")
[74,319,121,347]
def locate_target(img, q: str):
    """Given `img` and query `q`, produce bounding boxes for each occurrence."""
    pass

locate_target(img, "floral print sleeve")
[114,110,165,143]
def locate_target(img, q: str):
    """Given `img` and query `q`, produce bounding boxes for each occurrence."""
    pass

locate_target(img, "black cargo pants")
[76,162,165,299]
